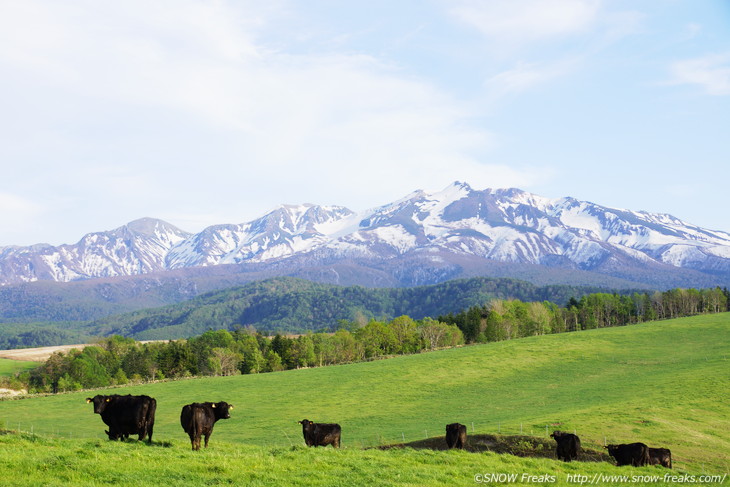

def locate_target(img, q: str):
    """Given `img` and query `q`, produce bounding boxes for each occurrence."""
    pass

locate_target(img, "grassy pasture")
[0,313,728,484]
[0,358,38,377]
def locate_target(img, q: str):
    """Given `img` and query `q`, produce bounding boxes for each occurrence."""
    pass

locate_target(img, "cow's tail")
[190,409,202,450]
[640,447,650,467]
[146,398,157,443]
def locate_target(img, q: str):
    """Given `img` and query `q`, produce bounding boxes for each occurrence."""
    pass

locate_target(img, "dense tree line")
[8,286,728,394]
[22,317,463,393]
[439,287,730,343]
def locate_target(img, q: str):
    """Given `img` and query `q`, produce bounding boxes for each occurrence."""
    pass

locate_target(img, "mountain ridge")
[2,182,729,289]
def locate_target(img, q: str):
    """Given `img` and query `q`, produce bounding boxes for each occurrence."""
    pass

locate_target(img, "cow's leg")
[204,432,211,448]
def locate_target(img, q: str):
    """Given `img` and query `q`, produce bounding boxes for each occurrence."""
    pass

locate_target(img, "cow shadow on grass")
[377,434,611,463]
[107,437,174,448]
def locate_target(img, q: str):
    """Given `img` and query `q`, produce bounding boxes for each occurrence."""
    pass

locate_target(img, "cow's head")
[86,395,112,414]
[446,423,462,433]
[551,431,566,439]
[211,401,233,420]
[105,429,122,440]
[299,419,314,432]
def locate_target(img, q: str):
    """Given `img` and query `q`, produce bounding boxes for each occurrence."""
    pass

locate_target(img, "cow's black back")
[551,431,581,462]
[445,423,467,449]
[86,394,156,443]
[299,419,341,448]
[606,443,650,467]
[648,447,672,469]
[181,401,233,451]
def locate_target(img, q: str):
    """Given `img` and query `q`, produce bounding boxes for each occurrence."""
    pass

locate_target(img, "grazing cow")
[648,447,672,469]
[550,431,581,462]
[445,423,467,449]
[86,394,156,443]
[605,443,650,467]
[180,401,233,451]
[298,419,341,448]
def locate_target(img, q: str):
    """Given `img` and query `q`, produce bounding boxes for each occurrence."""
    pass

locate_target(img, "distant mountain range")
[2,182,730,289]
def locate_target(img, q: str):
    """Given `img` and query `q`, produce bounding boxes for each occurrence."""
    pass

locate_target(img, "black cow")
[298,419,341,448]
[550,431,581,462]
[605,443,650,466]
[180,401,233,451]
[445,423,467,449]
[86,394,156,442]
[648,447,672,469]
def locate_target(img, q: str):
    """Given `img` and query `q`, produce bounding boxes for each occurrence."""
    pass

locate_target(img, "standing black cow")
[605,443,650,466]
[180,402,233,451]
[445,423,467,449]
[298,419,341,448]
[648,447,672,468]
[86,394,156,442]
[551,431,581,462]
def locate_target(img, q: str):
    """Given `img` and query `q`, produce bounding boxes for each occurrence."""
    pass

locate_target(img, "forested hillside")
[87,276,635,340]
[0,276,623,348]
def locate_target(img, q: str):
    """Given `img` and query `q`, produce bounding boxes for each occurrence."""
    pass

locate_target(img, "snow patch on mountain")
[1,183,730,286]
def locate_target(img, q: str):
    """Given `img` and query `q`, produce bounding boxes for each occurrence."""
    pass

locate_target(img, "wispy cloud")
[447,0,602,49]
[483,59,578,99]
[669,53,730,96]
[445,0,642,100]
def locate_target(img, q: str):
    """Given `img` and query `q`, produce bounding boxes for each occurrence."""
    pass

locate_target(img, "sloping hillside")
[1,313,727,476]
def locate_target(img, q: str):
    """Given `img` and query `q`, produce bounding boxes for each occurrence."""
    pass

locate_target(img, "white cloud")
[447,0,602,48]
[669,53,730,96]
[445,0,642,100]
[1,0,549,243]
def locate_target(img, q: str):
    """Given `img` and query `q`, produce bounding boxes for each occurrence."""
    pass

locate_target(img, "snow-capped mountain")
[0,218,191,283]
[2,183,730,288]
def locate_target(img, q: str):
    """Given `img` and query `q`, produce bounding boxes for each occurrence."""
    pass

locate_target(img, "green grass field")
[0,313,728,485]
[2,432,715,487]
[0,358,38,377]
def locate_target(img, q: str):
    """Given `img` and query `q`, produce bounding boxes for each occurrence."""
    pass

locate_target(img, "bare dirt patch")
[0,344,92,362]
[378,434,611,462]
[0,341,166,362]
[0,388,27,396]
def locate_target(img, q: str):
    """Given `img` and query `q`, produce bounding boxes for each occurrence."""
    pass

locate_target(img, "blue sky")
[1,0,728,246]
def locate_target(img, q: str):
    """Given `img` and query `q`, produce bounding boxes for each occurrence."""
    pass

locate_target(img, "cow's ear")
[86,398,91,403]
[229,405,233,409]
[211,403,216,408]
